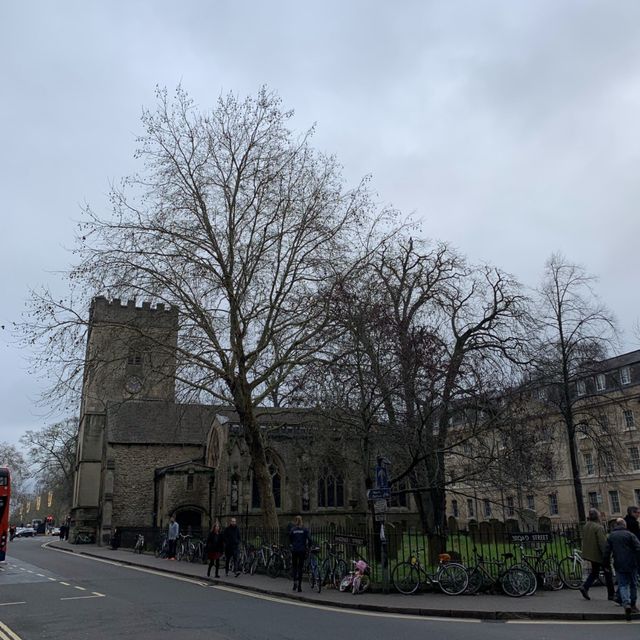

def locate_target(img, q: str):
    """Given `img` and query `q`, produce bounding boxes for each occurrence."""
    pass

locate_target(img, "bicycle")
[465,548,536,597]
[512,545,562,594]
[306,546,322,593]
[267,544,292,578]
[134,533,145,554]
[73,531,95,544]
[339,559,371,595]
[250,544,271,575]
[320,542,348,589]
[558,545,588,589]
[189,538,205,563]
[391,550,468,595]
[176,534,195,562]
[155,535,169,559]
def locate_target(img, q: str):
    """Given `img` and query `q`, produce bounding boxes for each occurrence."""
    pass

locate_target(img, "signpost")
[367,488,391,500]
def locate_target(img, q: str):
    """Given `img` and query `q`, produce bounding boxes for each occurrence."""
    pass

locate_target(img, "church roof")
[106,401,322,445]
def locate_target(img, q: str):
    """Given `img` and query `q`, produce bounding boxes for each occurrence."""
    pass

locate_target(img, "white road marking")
[0,603,26,607]
[92,592,105,597]
[47,578,56,582]
[0,619,23,640]
[60,594,104,601]
[58,582,70,586]
[36,574,44,578]
[74,586,86,591]
[42,540,208,587]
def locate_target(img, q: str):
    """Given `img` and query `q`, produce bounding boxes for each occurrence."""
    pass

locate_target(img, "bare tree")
[317,236,532,533]
[20,417,78,503]
[533,253,617,523]
[22,87,381,528]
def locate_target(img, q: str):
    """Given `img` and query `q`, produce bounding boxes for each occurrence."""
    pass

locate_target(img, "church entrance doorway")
[175,508,203,534]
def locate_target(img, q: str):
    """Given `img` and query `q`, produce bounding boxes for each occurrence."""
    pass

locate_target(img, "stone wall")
[110,443,203,528]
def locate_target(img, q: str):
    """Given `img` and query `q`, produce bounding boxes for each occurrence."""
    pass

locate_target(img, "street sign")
[367,488,391,500]
[334,534,367,547]
[374,499,388,513]
[508,532,552,543]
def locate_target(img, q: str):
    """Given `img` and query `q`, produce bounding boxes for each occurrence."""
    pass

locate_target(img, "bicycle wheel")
[339,574,353,592]
[250,554,259,575]
[333,559,348,588]
[558,556,583,589]
[391,561,421,595]
[313,567,322,593]
[267,554,283,578]
[540,559,563,591]
[502,566,536,597]
[465,567,485,595]
[438,563,469,595]
[354,574,371,594]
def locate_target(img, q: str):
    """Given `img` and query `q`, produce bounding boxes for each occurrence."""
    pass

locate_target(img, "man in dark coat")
[603,518,640,620]
[624,506,640,541]
[223,517,241,577]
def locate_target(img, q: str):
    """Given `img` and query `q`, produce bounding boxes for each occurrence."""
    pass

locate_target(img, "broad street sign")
[508,532,552,543]
[334,534,367,547]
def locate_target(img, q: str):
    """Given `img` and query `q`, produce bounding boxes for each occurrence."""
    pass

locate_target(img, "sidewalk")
[47,540,628,621]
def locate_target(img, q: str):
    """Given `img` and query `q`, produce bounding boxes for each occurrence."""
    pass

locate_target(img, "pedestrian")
[206,521,224,578]
[603,517,640,620]
[579,508,614,600]
[167,515,179,560]
[625,506,640,541]
[110,527,122,550]
[289,515,311,592]
[58,524,65,541]
[223,517,241,577]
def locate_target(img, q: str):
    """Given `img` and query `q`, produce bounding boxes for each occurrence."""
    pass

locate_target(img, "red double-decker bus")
[0,467,10,562]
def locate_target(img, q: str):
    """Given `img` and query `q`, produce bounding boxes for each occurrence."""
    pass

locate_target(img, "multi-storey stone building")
[447,349,640,527]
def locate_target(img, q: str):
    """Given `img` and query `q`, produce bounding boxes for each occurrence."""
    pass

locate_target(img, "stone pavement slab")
[45,540,628,621]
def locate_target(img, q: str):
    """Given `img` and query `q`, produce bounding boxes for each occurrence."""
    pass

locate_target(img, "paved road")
[0,537,638,640]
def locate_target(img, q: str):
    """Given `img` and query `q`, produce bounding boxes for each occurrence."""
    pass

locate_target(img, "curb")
[47,543,628,622]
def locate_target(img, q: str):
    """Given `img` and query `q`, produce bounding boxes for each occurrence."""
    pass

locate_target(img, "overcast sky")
[2,1,640,445]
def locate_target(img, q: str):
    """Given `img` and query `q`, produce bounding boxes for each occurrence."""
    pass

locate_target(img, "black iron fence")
[109,520,584,586]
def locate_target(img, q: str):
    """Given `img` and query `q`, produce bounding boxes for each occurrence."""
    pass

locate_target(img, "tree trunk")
[233,386,279,531]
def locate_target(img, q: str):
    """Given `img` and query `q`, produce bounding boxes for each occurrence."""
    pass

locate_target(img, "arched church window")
[317,465,344,508]
[251,456,282,509]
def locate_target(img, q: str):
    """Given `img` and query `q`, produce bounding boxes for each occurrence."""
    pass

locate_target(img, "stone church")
[71,298,412,544]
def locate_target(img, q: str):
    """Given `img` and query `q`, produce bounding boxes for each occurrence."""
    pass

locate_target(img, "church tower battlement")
[82,296,179,414]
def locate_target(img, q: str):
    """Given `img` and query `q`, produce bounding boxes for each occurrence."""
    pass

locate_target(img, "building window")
[317,465,344,508]
[186,474,194,491]
[127,349,142,366]
[526,495,535,511]
[600,414,609,432]
[506,496,515,517]
[577,422,589,439]
[467,498,475,517]
[252,457,282,509]
[584,452,594,476]
[577,380,586,396]
[483,499,492,518]
[596,374,606,392]
[604,452,615,474]
[451,500,459,518]
[624,409,635,430]
[548,493,559,516]
[588,492,599,510]
[635,489,640,507]
[389,480,408,508]
[621,367,631,385]
[609,490,621,514]
[630,447,640,471]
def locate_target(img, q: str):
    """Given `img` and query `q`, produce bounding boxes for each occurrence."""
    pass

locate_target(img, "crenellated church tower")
[71,297,178,540]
